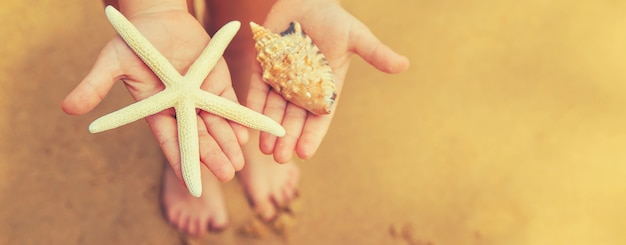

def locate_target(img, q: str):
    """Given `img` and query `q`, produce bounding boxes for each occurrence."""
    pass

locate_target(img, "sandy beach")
[2,0,626,244]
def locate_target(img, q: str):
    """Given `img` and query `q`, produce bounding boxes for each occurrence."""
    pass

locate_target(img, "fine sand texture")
[3,0,626,244]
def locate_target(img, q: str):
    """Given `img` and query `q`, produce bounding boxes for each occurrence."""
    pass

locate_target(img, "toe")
[196,216,209,236]
[277,166,300,206]
[187,217,199,236]
[215,209,230,228]
[165,208,180,226]
[209,215,229,232]
[282,186,296,203]
[272,187,289,209]
[177,215,190,234]
[254,200,278,221]
[270,187,284,205]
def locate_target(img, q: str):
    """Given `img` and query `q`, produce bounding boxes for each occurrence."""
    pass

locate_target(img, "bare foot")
[161,162,229,236]
[238,132,301,221]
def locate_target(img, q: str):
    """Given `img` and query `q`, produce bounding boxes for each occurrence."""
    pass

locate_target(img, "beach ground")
[2,0,626,244]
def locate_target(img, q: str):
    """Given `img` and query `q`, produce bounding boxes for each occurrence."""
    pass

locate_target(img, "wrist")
[278,0,341,12]
[116,0,188,18]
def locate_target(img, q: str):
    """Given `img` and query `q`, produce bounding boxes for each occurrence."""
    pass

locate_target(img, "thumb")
[62,43,123,115]
[350,21,410,74]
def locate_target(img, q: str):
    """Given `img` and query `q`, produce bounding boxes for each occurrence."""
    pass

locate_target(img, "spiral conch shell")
[250,21,336,115]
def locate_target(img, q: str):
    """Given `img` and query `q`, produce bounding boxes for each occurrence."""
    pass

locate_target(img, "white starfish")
[90,6,285,197]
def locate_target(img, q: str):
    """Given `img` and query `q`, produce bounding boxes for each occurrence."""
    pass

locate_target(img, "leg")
[102,0,230,237]
[206,0,274,102]
[143,0,231,236]
[206,0,301,221]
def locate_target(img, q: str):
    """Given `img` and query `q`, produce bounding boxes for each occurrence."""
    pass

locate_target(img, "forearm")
[114,0,189,17]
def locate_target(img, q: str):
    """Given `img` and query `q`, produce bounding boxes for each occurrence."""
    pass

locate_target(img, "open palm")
[246,0,410,163]
[62,9,247,183]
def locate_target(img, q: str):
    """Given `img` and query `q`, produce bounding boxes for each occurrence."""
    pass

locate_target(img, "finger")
[246,62,285,153]
[201,58,249,145]
[295,110,337,160]
[197,117,236,182]
[260,90,288,154]
[229,121,250,145]
[144,109,184,180]
[246,61,271,113]
[248,64,283,154]
[199,111,244,171]
[294,78,344,160]
[273,104,307,163]
[62,42,124,115]
[349,21,410,74]
[221,86,250,145]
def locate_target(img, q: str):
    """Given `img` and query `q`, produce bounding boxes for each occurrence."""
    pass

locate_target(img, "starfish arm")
[89,90,177,133]
[194,90,286,137]
[185,21,241,86]
[104,6,182,87]
[175,98,203,197]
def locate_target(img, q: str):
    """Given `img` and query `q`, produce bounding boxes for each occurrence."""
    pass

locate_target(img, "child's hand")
[246,0,410,163]
[62,6,247,182]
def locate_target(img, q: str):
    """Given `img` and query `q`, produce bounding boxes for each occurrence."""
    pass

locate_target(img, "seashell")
[250,21,336,115]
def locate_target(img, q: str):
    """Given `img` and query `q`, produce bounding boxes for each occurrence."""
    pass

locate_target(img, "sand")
[2,0,626,244]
